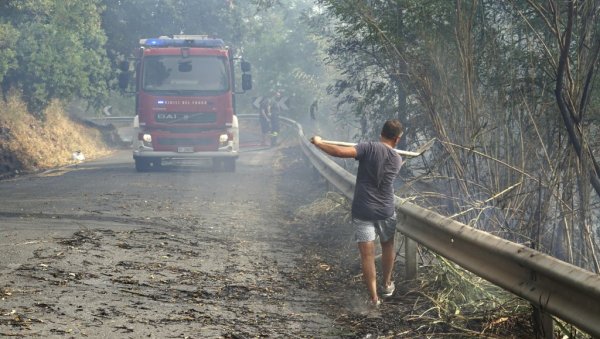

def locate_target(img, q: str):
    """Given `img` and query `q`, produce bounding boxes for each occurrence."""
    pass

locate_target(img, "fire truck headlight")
[219,134,229,143]
[142,134,152,143]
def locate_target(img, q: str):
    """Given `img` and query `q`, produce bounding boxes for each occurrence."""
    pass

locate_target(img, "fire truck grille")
[155,112,217,123]
[156,137,214,146]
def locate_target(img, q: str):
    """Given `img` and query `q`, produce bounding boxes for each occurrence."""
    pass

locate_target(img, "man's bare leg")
[358,241,378,302]
[380,236,396,288]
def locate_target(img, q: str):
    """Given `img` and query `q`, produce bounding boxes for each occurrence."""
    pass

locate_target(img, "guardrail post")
[404,235,417,280]
[532,306,553,339]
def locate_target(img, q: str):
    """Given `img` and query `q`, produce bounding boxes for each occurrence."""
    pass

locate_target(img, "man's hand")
[309,136,357,158]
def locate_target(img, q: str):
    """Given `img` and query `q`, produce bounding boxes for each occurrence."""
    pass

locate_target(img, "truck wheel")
[135,158,161,172]
[135,158,151,172]
[148,158,162,171]
[223,159,236,172]
[212,158,222,171]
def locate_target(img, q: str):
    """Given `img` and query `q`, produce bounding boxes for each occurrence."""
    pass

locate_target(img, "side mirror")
[242,74,252,91]
[241,61,251,73]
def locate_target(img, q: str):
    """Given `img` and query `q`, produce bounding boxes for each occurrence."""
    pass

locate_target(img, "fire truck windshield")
[142,55,229,93]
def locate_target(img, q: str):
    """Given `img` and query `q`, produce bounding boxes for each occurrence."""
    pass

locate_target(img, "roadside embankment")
[0,95,120,179]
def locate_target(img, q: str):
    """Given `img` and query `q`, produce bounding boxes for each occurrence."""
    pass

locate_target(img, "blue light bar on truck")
[140,37,225,48]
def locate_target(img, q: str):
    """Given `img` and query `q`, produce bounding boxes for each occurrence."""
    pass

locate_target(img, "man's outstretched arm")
[310,136,357,158]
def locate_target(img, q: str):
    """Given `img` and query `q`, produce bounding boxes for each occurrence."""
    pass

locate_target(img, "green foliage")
[101,0,241,59]
[0,0,111,116]
[0,24,19,84]
[224,0,338,123]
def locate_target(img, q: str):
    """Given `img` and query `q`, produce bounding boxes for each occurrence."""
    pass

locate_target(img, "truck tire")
[223,159,236,172]
[212,158,222,172]
[135,158,151,172]
[135,158,161,172]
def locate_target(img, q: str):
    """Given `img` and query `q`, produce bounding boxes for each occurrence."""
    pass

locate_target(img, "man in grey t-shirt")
[311,119,403,307]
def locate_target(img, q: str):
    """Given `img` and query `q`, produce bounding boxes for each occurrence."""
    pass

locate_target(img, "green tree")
[0,0,112,116]
[0,24,19,87]
[234,0,338,124]
[101,0,239,61]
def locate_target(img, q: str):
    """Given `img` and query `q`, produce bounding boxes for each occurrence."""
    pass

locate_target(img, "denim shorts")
[353,212,397,243]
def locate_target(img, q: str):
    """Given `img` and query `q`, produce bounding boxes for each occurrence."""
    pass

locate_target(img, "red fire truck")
[122,35,252,172]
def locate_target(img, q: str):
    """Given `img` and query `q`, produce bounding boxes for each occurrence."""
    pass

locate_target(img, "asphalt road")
[0,143,354,338]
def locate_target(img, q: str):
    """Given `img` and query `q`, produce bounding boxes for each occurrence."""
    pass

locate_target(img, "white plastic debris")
[72,150,85,162]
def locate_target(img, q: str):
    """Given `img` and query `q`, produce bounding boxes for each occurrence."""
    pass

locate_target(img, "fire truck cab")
[123,35,251,172]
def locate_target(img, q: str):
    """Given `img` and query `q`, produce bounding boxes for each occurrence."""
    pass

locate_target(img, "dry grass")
[410,255,533,337]
[0,94,111,173]
[295,191,352,225]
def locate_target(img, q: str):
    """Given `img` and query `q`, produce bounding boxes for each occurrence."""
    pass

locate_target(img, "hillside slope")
[0,95,121,179]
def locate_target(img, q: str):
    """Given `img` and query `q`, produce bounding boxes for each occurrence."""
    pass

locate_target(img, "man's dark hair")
[381,119,403,140]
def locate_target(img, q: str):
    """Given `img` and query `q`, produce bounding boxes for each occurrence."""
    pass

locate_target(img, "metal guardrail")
[279,116,600,337]
[87,116,136,126]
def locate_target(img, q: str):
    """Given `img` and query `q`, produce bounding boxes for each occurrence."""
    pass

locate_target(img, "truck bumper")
[133,148,239,160]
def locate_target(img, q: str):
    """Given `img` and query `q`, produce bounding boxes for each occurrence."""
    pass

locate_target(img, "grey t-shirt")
[352,142,402,220]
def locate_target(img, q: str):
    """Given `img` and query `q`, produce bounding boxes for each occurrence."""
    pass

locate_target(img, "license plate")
[177,147,194,153]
